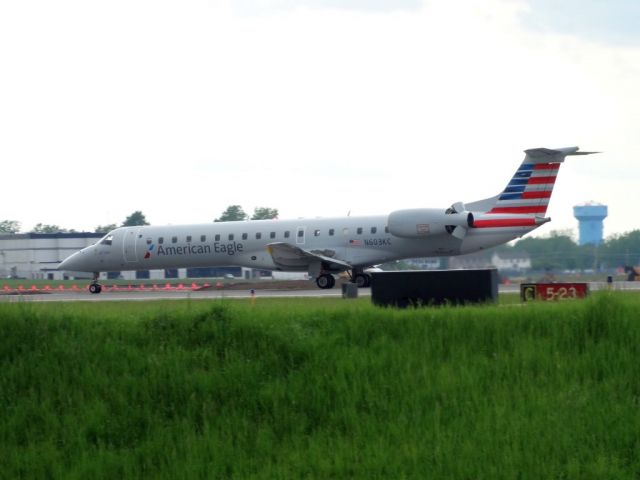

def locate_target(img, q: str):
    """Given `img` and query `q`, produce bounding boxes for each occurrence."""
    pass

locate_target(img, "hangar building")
[0,232,103,280]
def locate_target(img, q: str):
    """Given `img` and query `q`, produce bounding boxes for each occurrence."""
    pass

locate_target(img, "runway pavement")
[1,282,638,303]
[0,287,352,303]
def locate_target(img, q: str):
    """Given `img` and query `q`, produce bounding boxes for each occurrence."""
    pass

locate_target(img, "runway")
[1,282,638,303]
[0,287,354,303]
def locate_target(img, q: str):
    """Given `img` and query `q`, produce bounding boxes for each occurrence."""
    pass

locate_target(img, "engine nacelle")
[388,208,473,239]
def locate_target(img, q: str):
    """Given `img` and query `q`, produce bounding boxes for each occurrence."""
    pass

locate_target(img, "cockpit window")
[100,234,114,246]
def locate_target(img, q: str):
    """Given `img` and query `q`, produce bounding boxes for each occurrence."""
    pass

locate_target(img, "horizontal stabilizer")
[524,147,600,161]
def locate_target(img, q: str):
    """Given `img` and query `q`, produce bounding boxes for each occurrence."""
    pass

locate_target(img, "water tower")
[573,203,608,246]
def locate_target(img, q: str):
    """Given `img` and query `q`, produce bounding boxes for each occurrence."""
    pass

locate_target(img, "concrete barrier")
[341,282,359,299]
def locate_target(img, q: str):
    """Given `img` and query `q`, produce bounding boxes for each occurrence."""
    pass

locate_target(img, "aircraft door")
[296,226,305,245]
[123,228,140,263]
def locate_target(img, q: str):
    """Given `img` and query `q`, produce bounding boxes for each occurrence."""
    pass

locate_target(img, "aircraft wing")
[267,242,352,273]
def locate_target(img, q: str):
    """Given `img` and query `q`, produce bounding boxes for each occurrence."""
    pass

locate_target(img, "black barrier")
[371,269,499,308]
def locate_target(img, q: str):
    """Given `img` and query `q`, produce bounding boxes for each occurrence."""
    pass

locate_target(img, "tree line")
[0,211,150,234]
[214,206,278,222]
[0,206,279,234]
[494,230,640,270]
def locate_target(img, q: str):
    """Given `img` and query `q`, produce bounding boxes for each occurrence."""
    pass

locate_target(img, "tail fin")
[485,147,596,215]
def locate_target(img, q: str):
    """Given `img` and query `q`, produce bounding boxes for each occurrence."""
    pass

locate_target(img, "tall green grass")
[1,294,640,479]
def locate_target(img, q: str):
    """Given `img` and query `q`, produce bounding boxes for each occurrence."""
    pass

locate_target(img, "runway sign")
[520,283,589,301]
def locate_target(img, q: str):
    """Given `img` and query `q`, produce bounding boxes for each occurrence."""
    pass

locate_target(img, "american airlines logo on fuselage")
[150,242,245,258]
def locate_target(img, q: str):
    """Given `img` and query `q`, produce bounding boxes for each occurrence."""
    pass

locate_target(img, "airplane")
[58,146,595,293]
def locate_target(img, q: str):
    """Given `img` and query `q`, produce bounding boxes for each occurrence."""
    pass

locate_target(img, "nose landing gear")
[89,272,102,294]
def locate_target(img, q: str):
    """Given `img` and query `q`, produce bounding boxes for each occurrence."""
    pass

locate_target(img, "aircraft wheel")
[89,283,102,294]
[316,274,335,289]
[354,273,371,288]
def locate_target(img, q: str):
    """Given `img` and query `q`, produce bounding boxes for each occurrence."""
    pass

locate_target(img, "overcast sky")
[1,0,638,238]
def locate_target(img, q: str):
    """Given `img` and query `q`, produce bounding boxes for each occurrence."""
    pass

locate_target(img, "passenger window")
[385,226,389,234]
[270,232,276,239]
[158,237,164,244]
[284,231,290,239]
[329,229,335,236]
[256,232,262,240]
[228,234,234,241]
[200,235,206,242]
[146,238,152,245]
[172,236,178,243]
[297,230,304,238]
[186,235,192,243]
[357,227,363,235]
[215,234,220,241]
[371,227,377,234]
[314,229,320,236]
[242,233,248,240]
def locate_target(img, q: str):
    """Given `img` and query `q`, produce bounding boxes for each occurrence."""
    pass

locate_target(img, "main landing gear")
[314,271,372,289]
[352,268,371,288]
[89,272,102,294]
[353,273,371,288]
[316,274,336,289]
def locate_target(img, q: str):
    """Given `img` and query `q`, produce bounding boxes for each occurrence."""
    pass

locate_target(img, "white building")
[448,251,531,272]
[0,233,103,280]
[490,252,532,272]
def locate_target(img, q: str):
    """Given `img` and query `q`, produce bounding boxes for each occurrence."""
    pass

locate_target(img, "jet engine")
[388,203,473,239]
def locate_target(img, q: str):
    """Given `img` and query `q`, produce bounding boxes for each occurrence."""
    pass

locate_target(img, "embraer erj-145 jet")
[59,147,595,293]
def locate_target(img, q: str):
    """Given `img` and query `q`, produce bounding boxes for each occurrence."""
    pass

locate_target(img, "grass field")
[1,294,640,478]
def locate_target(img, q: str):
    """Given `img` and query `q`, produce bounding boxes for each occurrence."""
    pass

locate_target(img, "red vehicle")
[624,266,640,281]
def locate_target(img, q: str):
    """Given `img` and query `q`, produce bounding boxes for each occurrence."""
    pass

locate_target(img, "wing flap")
[267,242,352,272]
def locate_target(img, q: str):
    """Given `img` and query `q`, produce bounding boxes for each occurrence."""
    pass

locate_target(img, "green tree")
[251,207,279,220]
[95,224,118,233]
[511,231,579,271]
[122,211,149,227]
[0,220,20,234]
[601,230,640,268]
[31,223,68,234]
[214,205,248,222]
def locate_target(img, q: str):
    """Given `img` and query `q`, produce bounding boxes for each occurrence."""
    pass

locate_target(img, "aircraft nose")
[58,250,89,271]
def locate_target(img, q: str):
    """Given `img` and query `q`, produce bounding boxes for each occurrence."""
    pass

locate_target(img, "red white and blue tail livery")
[466,147,596,231]
[59,146,595,291]
[491,147,588,215]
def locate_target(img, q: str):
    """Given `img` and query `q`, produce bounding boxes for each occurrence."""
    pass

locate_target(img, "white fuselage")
[57,145,590,282]
[59,214,533,274]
